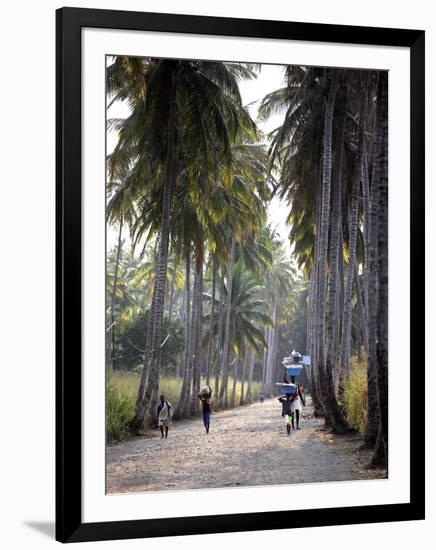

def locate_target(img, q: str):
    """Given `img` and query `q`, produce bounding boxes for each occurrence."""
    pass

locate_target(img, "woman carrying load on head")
[291,384,306,430]
[198,385,212,434]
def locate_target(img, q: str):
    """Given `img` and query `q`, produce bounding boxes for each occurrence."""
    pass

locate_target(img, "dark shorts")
[203,411,211,424]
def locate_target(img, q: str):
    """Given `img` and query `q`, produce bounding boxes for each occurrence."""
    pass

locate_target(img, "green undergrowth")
[343,355,368,433]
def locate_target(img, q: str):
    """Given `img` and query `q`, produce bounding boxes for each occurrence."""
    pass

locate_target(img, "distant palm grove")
[106,57,388,468]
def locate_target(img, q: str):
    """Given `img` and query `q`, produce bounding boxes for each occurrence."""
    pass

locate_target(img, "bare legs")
[203,413,210,434]
[159,425,169,438]
[291,410,301,430]
[285,416,291,435]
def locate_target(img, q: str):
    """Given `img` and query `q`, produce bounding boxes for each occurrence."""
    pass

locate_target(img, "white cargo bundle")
[282,350,304,365]
[199,385,212,398]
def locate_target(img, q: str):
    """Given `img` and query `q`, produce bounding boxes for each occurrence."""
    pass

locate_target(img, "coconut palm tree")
[310,70,352,433]
[261,231,296,393]
[245,348,256,403]
[372,72,388,467]
[174,246,193,418]
[364,74,382,449]
[339,87,367,385]
[205,256,217,386]
[324,89,347,394]
[219,238,236,408]
[111,59,257,428]
[204,261,273,402]
[260,66,327,413]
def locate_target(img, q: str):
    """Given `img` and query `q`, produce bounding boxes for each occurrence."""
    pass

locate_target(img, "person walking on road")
[157,395,172,439]
[199,386,212,434]
[291,384,306,430]
[278,394,293,436]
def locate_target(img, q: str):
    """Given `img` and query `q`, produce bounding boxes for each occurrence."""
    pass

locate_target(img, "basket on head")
[199,385,212,398]
[276,383,297,395]
[284,364,304,377]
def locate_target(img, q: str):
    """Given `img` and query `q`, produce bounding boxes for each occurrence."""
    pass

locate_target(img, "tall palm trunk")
[335,225,345,388]
[167,256,177,321]
[324,93,350,432]
[262,329,268,387]
[231,357,238,407]
[317,72,350,432]
[109,215,123,370]
[239,356,246,405]
[340,91,366,384]
[246,348,255,403]
[175,352,182,378]
[305,279,313,389]
[365,76,382,448]
[310,185,324,417]
[175,250,192,419]
[361,136,371,324]
[219,239,236,408]
[160,254,177,375]
[315,70,350,432]
[305,282,312,357]
[264,302,277,394]
[189,258,203,415]
[240,352,248,405]
[183,257,197,417]
[141,69,179,425]
[214,272,225,401]
[206,258,217,385]
[372,72,388,467]
[354,264,368,354]
[272,326,280,385]
[131,241,159,430]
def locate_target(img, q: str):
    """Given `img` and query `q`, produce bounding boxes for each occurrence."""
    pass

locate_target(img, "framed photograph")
[56,7,425,543]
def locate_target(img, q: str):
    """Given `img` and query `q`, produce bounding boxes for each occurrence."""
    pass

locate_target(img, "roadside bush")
[343,355,367,433]
[106,382,135,442]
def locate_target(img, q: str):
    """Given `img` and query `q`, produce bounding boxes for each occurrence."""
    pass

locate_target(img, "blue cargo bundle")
[276,383,297,394]
[285,364,304,377]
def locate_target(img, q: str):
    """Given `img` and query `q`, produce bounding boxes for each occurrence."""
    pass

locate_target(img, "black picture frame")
[56,6,425,543]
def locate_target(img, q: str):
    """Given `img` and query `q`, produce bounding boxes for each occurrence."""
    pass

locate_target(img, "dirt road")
[106,398,386,494]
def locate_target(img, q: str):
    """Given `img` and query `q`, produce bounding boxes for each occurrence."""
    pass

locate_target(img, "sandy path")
[106,398,385,494]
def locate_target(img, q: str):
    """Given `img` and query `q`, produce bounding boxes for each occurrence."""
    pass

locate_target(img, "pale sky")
[107,61,291,252]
